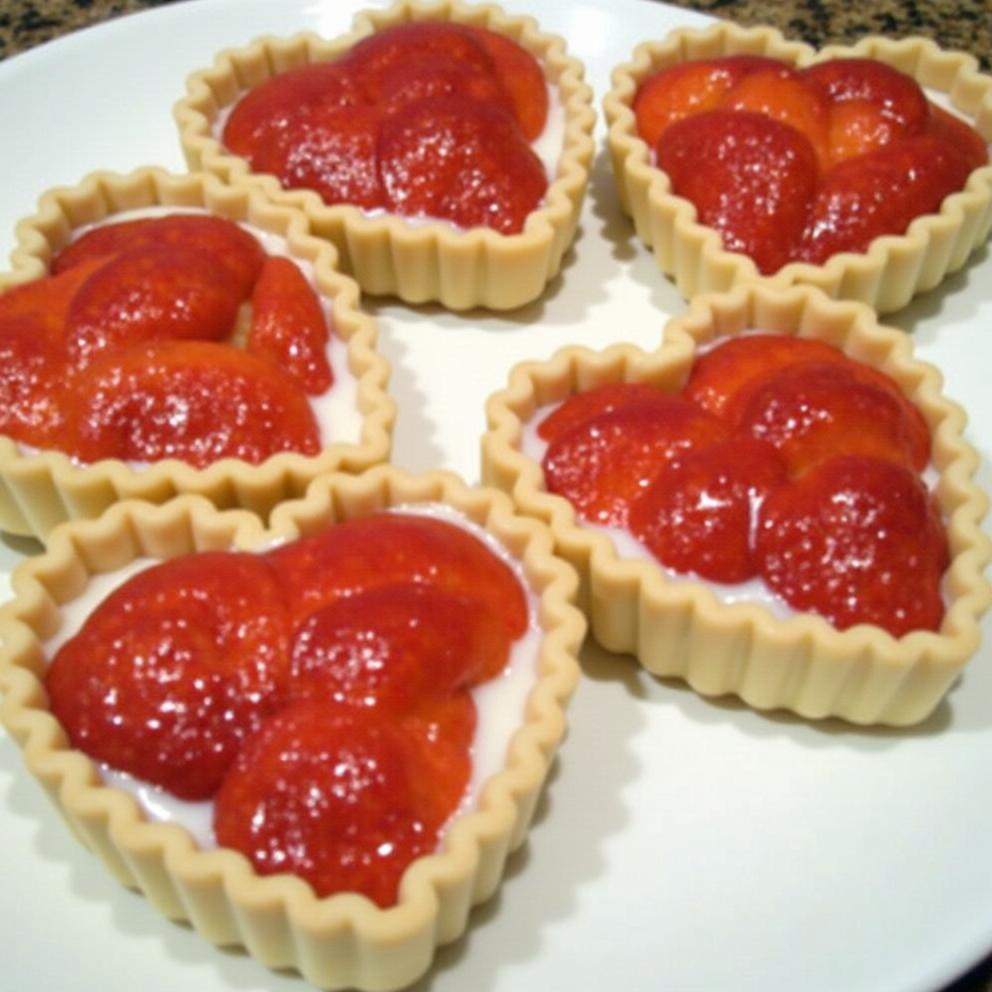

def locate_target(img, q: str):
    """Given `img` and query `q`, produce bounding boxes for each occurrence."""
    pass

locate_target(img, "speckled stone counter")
[0,1,989,990]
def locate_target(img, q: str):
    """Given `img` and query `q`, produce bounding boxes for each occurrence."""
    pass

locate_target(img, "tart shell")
[603,23,992,313]
[174,0,597,311]
[482,282,992,726]
[0,167,394,540]
[0,466,585,990]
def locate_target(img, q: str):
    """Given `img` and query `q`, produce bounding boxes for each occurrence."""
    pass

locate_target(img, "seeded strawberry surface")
[46,552,293,800]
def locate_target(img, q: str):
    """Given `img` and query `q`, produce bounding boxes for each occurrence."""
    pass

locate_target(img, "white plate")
[0,2,990,990]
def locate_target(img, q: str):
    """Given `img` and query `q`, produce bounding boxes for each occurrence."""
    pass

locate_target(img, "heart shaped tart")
[483,283,991,725]
[0,467,583,990]
[0,167,393,539]
[175,0,596,310]
[604,22,992,313]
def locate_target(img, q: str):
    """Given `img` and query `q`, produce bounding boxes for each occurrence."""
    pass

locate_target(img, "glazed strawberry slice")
[736,362,927,475]
[542,396,728,527]
[65,243,243,367]
[343,21,494,103]
[250,102,385,210]
[247,256,332,395]
[378,94,548,235]
[720,65,831,168]
[797,133,973,265]
[288,583,512,709]
[633,55,782,148]
[536,382,674,443]
[803,58,930,135]
[825,99,906,167]
[628,436,787,583]
[0,256,110,335]
[52,215,266,298]
[466,25,549,140]
[65,339,321,467]
[214,700,450,906]
[378,54,512,118]
[926,104,989,174]
[266,511,529,637]
[46,551,293,800]
[222,61,367,162]
[657,110,818,274]
[755,455,949,636]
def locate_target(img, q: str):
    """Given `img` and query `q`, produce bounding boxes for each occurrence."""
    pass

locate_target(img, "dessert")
[482,283,992,724]
[176,0,597,310]
[604,24,992,312]
[0,168,394,539]
[0,468,585,989]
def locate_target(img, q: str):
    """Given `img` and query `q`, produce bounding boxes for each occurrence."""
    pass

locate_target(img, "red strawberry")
[64,243,243,367]
[378,94,548,235]
[826,99,906,167]
[803,58,930,135]
[266,512,529,637]
[720,65,831,168]
[250,102,385,210]
[657,110,818,274]
[378,54,512,119]
[629,436,787,583]
[222,61,367,162]
[536,382,673,443]
[633,55,783,148]
[52,215,265,298]
[213,700,451,906]
[65,339,321,467]
[399,692,476,829]
[682,334,851,421]
[45,551,293,800]
[541,396,728,527]
[0,256,110,335]
[343,21,493,103]
[247,256,332,395]
[736,362,927,475]
[466,25,549,140]
[926,104,989,174]
[288,583,512,710]
[755,455,948,635]
[798,133,973,264]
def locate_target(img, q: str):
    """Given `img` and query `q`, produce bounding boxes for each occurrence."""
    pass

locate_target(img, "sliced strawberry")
[633,55,783,149]
[52,215,265,298]
[288,583,512,709]
[682,334,851,421]
[465,25,548,140]
[541,396,728,527]
[214,700,448,906]
[247,256,332,395]
[797,133,973,265]
[46,551,293,800]
[629,436,787,583]
[803,58,930,135]
[926,104,989,174]
[0,256,111,335]
[736,362,926,475]
[378,94,548,235]
[826,99,906,167]
[266,512,529,638]
[65,339,321,467]
[65,243,243,367]
[400,693,476,830]
[222,61,367,162]
[343,21,494,103]
[536,382,673,444]
[378,54,512,118]
[755,455,948,635]
[251,102,385,210]
[657,109,818,274]
[720,65,831,168]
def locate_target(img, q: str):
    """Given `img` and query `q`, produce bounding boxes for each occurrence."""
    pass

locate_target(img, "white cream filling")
[43,504,540,851]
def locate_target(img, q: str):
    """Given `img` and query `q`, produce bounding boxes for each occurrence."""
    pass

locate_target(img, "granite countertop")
[0,1,989,991]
